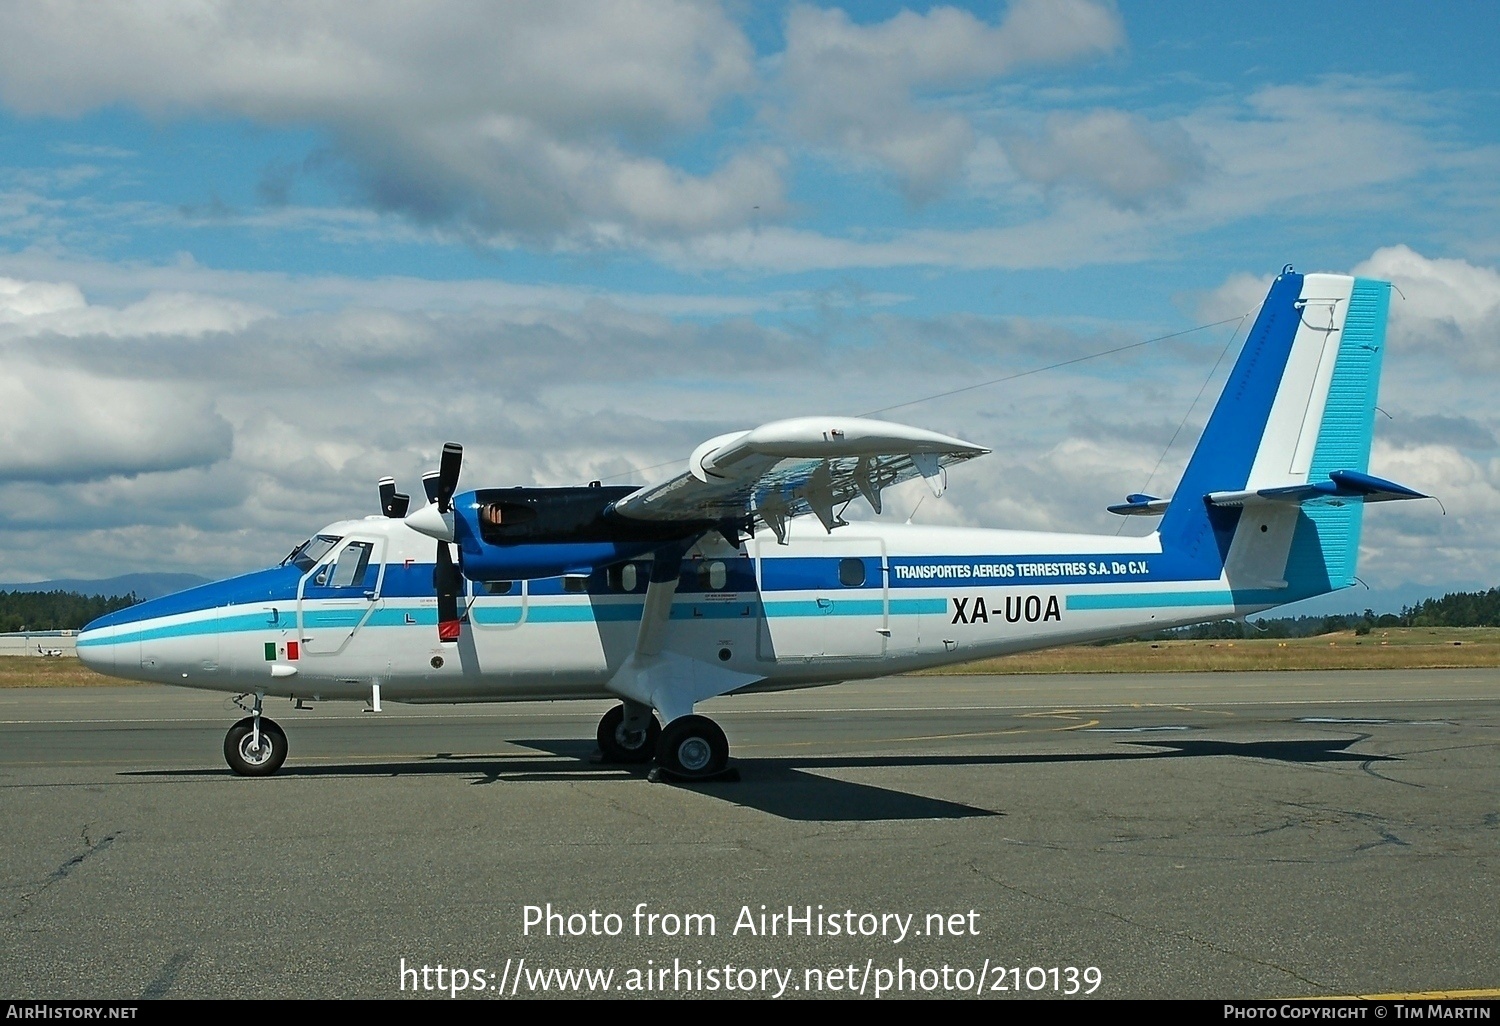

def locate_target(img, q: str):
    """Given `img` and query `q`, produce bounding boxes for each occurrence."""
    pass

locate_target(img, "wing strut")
[605,541,764,725]
[853,456,882,514]
[798,461,844,533]
[635,544,686,660]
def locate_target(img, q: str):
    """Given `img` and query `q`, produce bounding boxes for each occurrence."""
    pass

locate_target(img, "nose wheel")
[224,706,288,777]
[655,715,729,780]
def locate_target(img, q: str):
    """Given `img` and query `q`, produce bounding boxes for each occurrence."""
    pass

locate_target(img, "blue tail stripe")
[1158,271,1305,577]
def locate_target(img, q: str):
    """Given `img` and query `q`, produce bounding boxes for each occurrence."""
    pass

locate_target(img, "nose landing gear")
[224,692,288,776]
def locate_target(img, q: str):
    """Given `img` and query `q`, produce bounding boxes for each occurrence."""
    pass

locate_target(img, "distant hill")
[0,573,211,601]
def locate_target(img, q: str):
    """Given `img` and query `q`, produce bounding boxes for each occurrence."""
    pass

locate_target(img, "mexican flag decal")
[264,641,300,661]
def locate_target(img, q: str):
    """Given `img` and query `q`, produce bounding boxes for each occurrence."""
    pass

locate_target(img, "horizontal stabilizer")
[1207,470,1428,508]
[1107,493,1170,517]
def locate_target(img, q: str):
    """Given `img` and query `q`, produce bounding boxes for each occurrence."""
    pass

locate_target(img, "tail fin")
[1156,268,1415,599]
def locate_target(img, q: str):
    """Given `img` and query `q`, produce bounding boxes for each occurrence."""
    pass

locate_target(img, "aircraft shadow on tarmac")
[121,736,1392,823]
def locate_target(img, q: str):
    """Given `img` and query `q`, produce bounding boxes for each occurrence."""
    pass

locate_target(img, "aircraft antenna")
[856,315,1247,419]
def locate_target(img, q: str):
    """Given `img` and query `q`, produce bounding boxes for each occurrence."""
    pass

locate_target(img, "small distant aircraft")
[37,645,64,658]
[78,269,1427,778]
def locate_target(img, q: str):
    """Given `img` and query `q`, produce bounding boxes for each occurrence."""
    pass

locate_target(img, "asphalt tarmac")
[2,670,1497,1000]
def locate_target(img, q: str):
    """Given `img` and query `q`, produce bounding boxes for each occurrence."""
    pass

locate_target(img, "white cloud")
[0,360,232,483]
[1194,271,1274,324]
[1374,442,1500,519]
[0,276,251,483]
[1006,109,1204,208]
[0,249,848,319]
[0,279,269,338]
[0,1,776,242]
[1355,245,1500,373]
[0,277,85,320]
[664,78,1470,274]
[776,0,1124,198]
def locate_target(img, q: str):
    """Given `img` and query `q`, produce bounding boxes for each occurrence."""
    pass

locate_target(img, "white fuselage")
[77,514,1274,705]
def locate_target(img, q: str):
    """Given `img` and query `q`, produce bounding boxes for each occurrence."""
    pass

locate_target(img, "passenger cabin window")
[607,563,640,593]
[838,558,866,588]
[483,580,514,596]
[698,561,727,591]
[563,575,589,594]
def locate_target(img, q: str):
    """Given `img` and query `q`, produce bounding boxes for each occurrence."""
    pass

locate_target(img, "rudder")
[1156,269,1397,598]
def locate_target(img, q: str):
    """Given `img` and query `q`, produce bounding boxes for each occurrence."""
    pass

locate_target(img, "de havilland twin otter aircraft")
[77,268,1429,779]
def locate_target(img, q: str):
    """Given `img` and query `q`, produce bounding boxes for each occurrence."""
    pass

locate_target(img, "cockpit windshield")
[281,534,343,572]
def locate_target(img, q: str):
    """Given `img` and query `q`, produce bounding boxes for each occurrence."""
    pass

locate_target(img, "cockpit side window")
[285,534,343,572]
[329,542,374,589]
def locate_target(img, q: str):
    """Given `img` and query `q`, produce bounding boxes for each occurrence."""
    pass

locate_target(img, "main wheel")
[596,704,660,764]
[656,715,728,779]
[224,716,288,777]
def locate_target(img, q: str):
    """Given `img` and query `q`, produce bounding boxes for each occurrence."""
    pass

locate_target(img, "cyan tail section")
[1155,269,1402,600]
[1280,277,1390,595]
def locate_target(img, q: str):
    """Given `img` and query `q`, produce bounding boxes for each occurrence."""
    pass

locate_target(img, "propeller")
[434,540,463,642]
[435,442,462,512]
[408,442,465,643]
[377,477,411,519]
[407,441,464,541]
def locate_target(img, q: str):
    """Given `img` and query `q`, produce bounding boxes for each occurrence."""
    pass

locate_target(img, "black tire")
[656,715,728,779]
[596,704,660,764]
[224,716,288,777]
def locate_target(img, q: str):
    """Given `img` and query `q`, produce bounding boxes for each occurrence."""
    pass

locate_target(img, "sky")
[0,1,1496,614]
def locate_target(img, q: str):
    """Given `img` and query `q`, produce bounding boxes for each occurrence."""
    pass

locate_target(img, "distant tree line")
[0,591,137,633]
[1399,587,1500,627]
[1131,586,1500,642]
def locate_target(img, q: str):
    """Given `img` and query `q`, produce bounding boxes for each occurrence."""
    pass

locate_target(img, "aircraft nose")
[76,626,116,674]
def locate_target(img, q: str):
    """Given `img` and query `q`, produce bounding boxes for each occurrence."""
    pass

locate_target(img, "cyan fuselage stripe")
[1066,589,1285,610]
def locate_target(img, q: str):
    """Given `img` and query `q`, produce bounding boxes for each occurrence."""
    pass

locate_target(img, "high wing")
[609,416,989,542]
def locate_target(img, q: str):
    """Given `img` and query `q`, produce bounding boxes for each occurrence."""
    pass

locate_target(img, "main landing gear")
[656,715,729,779]
[596,702,660,764]
[595,704,730,781]
[224,692,288,777]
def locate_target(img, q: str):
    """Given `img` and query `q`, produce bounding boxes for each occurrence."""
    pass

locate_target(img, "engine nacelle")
[451,486,707,581]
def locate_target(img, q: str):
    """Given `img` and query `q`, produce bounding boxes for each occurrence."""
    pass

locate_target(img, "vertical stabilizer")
[1158,269,1391,597]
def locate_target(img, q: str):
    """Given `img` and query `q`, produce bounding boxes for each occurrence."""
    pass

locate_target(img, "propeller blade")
[421,472,441,505]
[436,441,463,512]
[378,477,410,519]
[434,542,462,643]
